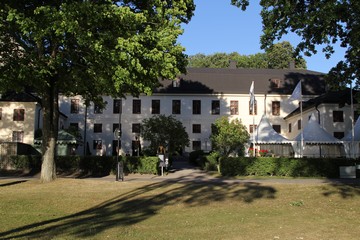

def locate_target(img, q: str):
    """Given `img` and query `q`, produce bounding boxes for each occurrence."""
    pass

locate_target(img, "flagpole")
[300,88,304,158]
[350,83,355,159]
[253,95,256,157]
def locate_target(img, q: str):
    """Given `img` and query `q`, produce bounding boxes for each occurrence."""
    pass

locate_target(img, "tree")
[187,42,305,69]
[231,0,360,89]
[210,116,249,157]
[266,41,306,69]
[141,115,190,155]
[0,0,195,182]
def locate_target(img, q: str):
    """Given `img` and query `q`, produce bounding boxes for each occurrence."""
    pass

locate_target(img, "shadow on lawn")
[0,175,276,239]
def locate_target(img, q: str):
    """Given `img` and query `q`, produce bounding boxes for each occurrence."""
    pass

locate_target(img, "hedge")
[219,157,360,178]
[1,155,161,176]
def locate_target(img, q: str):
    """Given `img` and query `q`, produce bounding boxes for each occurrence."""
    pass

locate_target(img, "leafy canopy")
[188,41,306,69]
[0,0,195,100]
[141,115,190,155]
[231,0,360,88]
[210,116,249,157]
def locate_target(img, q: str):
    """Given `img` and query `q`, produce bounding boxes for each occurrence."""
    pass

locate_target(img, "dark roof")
[155,68,326,95]
[284,88,357,119]
[0,91,40,102]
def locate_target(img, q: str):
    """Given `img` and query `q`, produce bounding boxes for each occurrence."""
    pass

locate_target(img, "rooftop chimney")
[288,61,295,69]
[229,60,237,69]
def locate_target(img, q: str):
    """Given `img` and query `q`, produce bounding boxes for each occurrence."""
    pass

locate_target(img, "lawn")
[0,177,359,240]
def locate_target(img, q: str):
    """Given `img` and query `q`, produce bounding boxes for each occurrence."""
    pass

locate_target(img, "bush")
[0,155,41,171]
[219,157,360,178]
[189,150,205,165]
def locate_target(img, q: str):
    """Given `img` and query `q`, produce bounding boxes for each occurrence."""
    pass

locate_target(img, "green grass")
[0,178,360,239]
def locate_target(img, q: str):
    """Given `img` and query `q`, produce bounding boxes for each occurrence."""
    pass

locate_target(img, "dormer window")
[270,78,282,88]
[173,78,180,87]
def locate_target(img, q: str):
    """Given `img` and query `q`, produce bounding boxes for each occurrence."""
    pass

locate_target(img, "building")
[59,67,331,156]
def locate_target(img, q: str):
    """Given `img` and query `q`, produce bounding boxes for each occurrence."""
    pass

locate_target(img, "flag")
[289,81,302,101]
[249,81,255,112]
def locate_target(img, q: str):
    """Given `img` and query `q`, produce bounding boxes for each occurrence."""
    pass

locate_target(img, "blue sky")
[178,0,346,73]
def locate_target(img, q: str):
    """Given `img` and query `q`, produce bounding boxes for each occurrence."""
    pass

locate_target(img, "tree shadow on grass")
[322,180,360,199]
[0,176,276,239]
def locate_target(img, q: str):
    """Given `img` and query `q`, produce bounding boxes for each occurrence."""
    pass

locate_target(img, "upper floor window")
[71,99,80,114]
[94,103,103,114]
[113,123,121,133]
[288,123,292,133]
[132,123,141,133]
[172,100,181,114]
[0,108,2,120]
[333,111,344,122]
[230,101,238,115]
[12,131,24,142]
[13,109,25,121]
[192,124,201,133]
[272,101,280,116]
[152,100,160,114]
[249,100,257,115]
[298,119,302,130]
[94,123,102,133]
[273,125,281,134]
[113,99,122,114]
[193,100,201,115]
[249,124,257,134]
[211,100,220,115]
[133,99,141,114]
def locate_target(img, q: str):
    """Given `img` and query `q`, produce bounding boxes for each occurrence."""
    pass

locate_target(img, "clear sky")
[178,0,346,73]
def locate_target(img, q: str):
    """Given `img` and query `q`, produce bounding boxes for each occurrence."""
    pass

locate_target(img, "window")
[69,123,79,130]
[0,108,2,120]
[12,131,24,142]
[172,100,181,114]
[133,99,141,114]
[113,99,122,114]
[273,125,281,133]
[230,100,238,115]
[249,125,257,133]
[334,132,344,139]
[249,100,257,115]
[298,119,302,130]
[333,111,344,122]
[211,100,220,115]
[71,99,80,114]
[113,123,121,133]
[94,123,102,133]
[192,141,201,151]
[152,100,160,114]
[93,140,102,150]
[132,123,141,133]
[272,101,280,116]
[270,78,281,88]
[288,123,292,133]
[193,100,201,115]
[94,103,103,114]
[13,109,25,121]
[192,124,201,133]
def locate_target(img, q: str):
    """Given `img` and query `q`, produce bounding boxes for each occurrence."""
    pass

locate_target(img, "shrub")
[2,155,41,171]
[219,157,360,178]
[189,150,205,165]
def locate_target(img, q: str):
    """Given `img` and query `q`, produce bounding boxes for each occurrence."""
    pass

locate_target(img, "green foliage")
[6,155,42,170]
[219,157,359,178]
[188,150,205,165]
[141,115,190,154]
[233,0,360,88]
[0,0,195,181]
[210,116,249,157]
[187,42,306,69]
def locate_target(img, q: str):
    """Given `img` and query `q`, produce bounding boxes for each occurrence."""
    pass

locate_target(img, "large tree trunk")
[40,80,59,183]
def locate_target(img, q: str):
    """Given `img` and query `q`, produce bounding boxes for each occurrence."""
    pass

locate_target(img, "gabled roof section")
[255,114,291,144]
[284,88,358,120]
[155,68,326,95]
[0,91,40,103]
